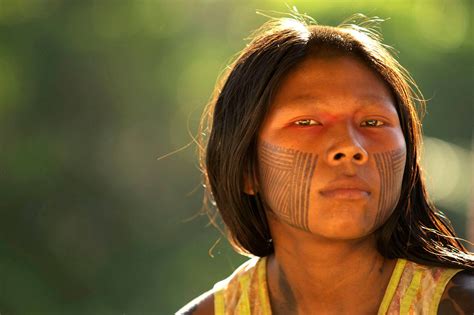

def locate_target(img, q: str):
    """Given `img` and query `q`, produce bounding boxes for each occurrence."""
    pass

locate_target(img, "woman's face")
[256,55,406,240]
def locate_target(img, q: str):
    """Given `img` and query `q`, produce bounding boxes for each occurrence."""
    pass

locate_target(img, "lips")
[319,179,371,200]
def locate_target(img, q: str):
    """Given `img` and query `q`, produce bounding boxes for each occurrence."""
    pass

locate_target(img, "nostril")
[354,153,362,161]
[334,153,345,160]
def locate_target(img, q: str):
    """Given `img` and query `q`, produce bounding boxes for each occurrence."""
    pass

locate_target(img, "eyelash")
[360,119,385,127]
[293,119,385,127]
[294,119,319,126]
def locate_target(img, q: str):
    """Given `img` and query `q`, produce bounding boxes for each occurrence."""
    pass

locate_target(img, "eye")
[294,119,319,126]
[361,119,384,127]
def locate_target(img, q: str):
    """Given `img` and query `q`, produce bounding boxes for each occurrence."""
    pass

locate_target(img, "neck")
[266,221,396,314]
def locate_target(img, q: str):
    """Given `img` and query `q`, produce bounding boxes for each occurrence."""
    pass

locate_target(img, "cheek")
[372,147,406,227]
[258,141,318,231]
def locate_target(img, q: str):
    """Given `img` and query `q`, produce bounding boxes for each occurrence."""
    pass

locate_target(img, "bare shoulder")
[175,289,215,315]
[438,270,474,315]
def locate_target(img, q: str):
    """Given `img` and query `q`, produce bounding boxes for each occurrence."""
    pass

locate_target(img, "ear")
[243,171,258,195]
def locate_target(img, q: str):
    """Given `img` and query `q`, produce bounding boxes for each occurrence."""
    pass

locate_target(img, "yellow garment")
[213,256,462,314]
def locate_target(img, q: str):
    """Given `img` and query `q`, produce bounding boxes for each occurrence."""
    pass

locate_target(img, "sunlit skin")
[176,53,474,315]
[255,55,407,314]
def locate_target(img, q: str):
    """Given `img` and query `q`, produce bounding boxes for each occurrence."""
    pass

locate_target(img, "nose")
[327,146,368,165]
[325,127,368,166]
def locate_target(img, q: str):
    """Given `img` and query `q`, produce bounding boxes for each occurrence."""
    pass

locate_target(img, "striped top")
[213,256,462,314]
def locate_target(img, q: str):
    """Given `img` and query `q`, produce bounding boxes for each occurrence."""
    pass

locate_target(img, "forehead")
[270,55,396,113]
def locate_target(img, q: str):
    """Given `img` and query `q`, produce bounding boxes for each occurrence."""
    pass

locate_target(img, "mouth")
[319,189,370,200]
[319,179,371,200]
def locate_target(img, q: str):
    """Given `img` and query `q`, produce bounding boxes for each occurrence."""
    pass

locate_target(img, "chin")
[308,220,377,241]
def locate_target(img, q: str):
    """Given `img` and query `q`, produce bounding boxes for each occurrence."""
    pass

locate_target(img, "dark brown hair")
[199,15,474,270]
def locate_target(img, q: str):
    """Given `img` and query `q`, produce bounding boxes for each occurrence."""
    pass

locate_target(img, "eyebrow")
[272,94,394,111]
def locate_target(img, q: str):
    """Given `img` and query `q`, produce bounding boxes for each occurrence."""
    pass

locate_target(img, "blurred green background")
[0,0,472,314]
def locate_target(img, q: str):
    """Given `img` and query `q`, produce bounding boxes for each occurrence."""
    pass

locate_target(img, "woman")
[177,15,474,314]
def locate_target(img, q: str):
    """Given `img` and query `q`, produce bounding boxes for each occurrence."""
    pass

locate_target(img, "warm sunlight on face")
[257,55,406,240]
